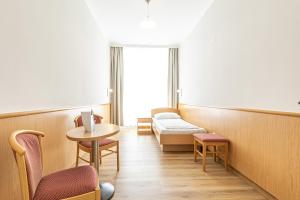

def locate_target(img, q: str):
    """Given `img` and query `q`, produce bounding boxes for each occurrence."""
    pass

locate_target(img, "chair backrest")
[9,130,45,200]
[74,114,103,127]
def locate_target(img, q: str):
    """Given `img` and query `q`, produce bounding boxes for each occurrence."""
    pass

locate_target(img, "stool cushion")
[79,138,116,148]
[194,133,229,142]
[34,166,97,200]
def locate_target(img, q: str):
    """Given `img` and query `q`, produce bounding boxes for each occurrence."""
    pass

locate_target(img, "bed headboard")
[151,108,180,117]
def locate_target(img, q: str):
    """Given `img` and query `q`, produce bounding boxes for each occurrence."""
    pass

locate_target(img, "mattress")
[152,118,206,134]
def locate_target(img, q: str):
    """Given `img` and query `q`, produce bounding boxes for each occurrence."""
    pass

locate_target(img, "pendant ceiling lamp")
[140,0,157,30]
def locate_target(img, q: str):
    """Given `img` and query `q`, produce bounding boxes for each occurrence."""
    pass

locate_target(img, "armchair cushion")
[16,134,43,199]
[34,166,97,200]
[79,138,116,148]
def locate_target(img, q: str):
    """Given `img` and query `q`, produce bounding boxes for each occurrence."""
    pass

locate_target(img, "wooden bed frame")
[151,108,194,152]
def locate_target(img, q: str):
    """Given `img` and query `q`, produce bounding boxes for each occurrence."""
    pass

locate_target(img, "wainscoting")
[179,104,300,200]
[0,104,110,200]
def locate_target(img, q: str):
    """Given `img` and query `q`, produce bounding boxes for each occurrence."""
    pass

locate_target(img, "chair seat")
[34,166,97,200]
[79,138,116,148]
[194,133,229,142]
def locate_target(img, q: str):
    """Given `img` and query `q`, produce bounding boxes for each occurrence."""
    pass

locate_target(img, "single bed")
[151,108,206,152]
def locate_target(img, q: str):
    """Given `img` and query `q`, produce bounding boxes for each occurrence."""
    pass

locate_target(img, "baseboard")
[230,167,277,200]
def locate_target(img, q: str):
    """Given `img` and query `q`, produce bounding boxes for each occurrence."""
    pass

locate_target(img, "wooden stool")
[193,133,229,171]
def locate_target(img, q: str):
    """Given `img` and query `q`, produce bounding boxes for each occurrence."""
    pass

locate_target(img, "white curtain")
[110,47,124,125]
[123,47,168,126]
[168,48,179,108]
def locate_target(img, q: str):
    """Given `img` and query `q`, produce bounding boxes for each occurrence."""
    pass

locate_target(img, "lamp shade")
[140,17,157,30]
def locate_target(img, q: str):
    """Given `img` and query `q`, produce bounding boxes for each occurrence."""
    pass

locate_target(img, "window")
[123,47,168,126]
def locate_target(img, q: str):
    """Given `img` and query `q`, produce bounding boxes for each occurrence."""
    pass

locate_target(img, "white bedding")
[153,118,206,134]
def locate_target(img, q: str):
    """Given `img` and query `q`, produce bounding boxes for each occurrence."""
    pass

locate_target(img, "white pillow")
[154,112,181,120]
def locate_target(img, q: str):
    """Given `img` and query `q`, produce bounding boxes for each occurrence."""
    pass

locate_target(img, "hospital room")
[0,0,299,200]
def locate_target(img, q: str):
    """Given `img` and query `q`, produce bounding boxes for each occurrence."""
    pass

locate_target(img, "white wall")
[180,0,300,113]
[0,0,110,113]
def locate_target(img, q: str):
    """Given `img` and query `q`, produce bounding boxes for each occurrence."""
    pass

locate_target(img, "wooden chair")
[74,114,119,171]
[193,133,229,171]
[9,130,101,200]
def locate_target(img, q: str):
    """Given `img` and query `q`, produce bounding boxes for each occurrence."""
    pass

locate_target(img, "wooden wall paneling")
[0,104,110,200]
[178,104,300,200]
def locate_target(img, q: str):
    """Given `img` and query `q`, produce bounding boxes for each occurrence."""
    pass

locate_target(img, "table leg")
[92,140,99,174]
[92,140,115,200]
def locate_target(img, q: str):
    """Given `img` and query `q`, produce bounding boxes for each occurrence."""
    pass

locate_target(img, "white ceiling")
[85,0,214,46]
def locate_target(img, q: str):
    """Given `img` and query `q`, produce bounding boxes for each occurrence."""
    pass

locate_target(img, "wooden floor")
[80,127,274,200]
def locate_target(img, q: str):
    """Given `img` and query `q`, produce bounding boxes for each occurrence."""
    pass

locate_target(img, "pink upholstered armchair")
[9,130,100,200]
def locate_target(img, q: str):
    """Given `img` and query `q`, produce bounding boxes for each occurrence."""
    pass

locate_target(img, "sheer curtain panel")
[110,47,124,125]
[168,48,179,108]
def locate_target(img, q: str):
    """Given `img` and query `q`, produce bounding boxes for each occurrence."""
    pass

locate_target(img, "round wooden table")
[67,123,120,200]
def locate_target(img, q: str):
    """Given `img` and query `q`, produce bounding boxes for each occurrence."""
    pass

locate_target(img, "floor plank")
[80,127,274,200]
